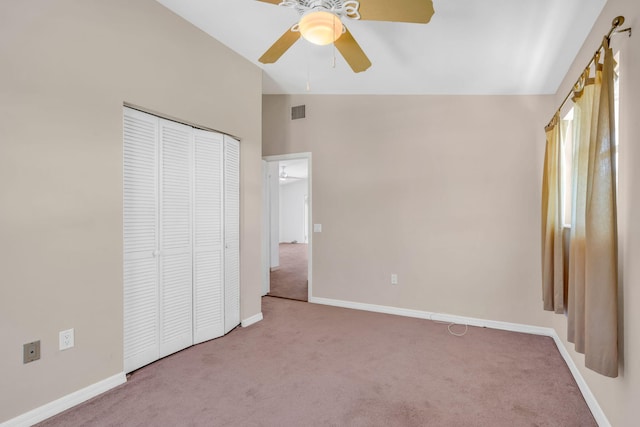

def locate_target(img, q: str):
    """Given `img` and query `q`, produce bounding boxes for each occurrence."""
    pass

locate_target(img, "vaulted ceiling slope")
[155,0,607,95]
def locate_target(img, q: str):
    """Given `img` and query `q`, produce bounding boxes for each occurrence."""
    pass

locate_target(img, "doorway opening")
[262,153,312,302]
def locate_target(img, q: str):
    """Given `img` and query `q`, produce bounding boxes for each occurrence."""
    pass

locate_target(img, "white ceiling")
[155,0,607,95]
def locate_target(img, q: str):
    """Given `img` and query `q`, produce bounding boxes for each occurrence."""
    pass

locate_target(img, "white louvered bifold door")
[193,129,225,344]
[123,108,160,373]
[224,136,240,333]
[158,119,194,358]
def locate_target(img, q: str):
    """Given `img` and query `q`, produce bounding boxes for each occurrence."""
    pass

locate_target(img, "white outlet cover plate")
[59,328,74,350]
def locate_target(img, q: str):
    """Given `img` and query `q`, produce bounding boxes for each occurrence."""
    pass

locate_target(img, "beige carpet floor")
[38,297,596,426]
[268,243,307,301]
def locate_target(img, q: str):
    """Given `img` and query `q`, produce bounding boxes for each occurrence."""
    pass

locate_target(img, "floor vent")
[291,105,306,120]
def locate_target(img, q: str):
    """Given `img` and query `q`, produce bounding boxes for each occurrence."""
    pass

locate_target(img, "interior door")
[123,108,160,373]
[158,118,193,358]
[193,129,225,344]
[224,136,240,333]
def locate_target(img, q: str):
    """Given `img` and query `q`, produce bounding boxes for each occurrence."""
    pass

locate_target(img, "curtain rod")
[547,16,632,128]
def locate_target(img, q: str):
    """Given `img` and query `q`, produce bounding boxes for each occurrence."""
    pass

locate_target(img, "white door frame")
[263,152,312,301]
[261,160,270,296]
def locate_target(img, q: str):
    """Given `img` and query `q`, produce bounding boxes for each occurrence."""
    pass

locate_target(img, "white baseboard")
[309,296,552,335]
[2,372,126,427]
[241,312,263,328]
[309,296,609,427]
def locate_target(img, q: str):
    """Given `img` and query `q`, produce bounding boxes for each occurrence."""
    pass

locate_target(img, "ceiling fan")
[279,165,304,182]
[257,0,435,73]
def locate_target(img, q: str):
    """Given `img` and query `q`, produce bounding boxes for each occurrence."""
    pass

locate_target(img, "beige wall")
[0,0,262,422]
[263,94,553,325]
[545,0,640,425]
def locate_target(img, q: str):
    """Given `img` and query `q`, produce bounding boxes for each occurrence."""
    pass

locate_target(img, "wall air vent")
[291,105,306,120]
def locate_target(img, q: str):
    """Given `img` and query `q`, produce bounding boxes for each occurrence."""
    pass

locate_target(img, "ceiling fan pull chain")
[306,45,312,91]
[332,17,337,68]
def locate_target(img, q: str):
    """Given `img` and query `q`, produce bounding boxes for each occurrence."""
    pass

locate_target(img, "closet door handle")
[152,250,160,257]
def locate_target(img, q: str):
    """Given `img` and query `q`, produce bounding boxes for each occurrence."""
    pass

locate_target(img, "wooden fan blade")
[334,27,372,73]
[255,0,282,5]
[258,27,301,64]
[358,0,435,23]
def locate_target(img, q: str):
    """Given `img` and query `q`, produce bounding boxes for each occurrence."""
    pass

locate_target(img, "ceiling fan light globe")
[299,10,343,45]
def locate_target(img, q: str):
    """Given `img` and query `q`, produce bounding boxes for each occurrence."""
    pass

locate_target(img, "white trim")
[241,312,263,327]
[2,372,126,427]
[307,155,312,300]
[309,296,609,426]
[261,160,270,296]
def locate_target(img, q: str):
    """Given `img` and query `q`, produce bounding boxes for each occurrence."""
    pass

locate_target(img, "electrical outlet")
[59,329,74,351]
[23,341,41,364]
[391,274,398,285]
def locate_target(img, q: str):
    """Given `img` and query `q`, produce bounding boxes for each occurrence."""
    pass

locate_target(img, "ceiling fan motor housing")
[280,0,361,20]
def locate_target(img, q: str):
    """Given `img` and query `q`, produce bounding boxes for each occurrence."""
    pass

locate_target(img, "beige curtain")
[556,39,619,377]
[567,69,596,353]
[584,39,618,377]
[541,112,565,313]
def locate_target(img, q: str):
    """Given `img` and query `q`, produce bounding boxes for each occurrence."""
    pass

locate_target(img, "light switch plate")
[313,224,322,233]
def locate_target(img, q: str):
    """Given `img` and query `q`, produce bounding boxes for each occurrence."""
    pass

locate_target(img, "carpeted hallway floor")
[268,243,307,301]
[38,297,596,426]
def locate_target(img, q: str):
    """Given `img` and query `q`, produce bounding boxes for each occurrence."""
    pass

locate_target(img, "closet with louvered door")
[123,107,239,373]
